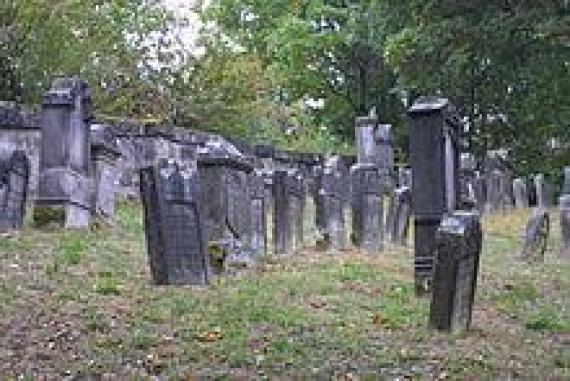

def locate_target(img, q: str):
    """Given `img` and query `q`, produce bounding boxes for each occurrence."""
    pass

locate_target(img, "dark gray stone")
[355,117,377,165]
[521,208,549,261]
[140,159,208,285]
[563,167,570,195]
[429,211,482,333]
[319,165,345,252]
[35,77,93,228]
[273,170,290,254]
[534,173,551,208]
[408,96,461,294]
[249,170,266,257]
[0,151,30,230]
[560,195,570,256]
[350,164,382,253]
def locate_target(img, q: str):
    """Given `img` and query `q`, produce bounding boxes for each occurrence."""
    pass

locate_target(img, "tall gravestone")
[429,211,482,333]
[351,163,382,253]
[140,159,209,285]
[560,167,570,256]
[534,173,551,208]
[0,151,30,230]
[408,97,461,294]
[273,170,291,254]
[90,124,121,222]
[35,78,93,228]
[521,208,550,261]
[355,116,377,165]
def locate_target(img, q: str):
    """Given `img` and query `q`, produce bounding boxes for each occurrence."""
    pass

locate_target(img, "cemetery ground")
[0,204,568,379]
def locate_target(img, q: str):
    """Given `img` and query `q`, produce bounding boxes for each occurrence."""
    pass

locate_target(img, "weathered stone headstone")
[140,159,208,285]
[560,167,570,256]
[249,170,266,257]
[429,211,482,333]
[512,178,528,209]
[319,165,346,252]
[35,77,93,228]
[90,124,120,222]
[272,169,303,254]
[287,169,305,252]
[350,164,382,253]
[521,208,550,261]
[0,151,30,230]
[408,97,461,294]
[390,186,412,245]
[534,173,551,208]
[198,153,254,267]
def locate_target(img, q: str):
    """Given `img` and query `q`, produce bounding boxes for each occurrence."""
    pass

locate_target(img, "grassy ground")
[0,203,568,379]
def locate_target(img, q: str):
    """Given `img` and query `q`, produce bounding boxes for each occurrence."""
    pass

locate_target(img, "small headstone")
[249,170,266,257]
[140,159,209,285]
[90,124,121,222]
[350,164,382,253]
[429,211,482,333]
[390,186,412,245]
[0,151,30,230]
[560,167,570,256]
[521,208,550,261]
[512,178,528,209]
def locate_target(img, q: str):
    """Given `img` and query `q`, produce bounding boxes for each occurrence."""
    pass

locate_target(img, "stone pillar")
[559,167,570,256]
[140,159,209,285]
[273,170,289,255]
[320,165,345,252]
[287,169,304,253]
[408,97,460,294]
[90,124,120,223]
[350,163,382,253]
[35,77,93,228]
[429,211,482,333]
[0,151,30,230]
[249,170,266,257]
[355,116,377,165]
[512,178,528,209]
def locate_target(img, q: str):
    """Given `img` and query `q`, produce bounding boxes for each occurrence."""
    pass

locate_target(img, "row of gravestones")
[1,78,568,336]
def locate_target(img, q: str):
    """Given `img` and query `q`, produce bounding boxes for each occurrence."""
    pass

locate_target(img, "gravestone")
[355,116,377,165]
[473,173,486,212]
[0,151,30,230]
[390,186,412,245]
[273,170,291,254]
[534,173,551,208]
[485,170,502,213]
[289,170,305,252]
[198,153,254,267]
[398,167,412,188]
[429,210,482,333]
[350,163,382,253]
[35,77,93,228]
[249,170,266,257]
[521,208,550,261]
[319,165,346,252]
[90,124,121,222]
[512,178,528,209]
[408,97,461,294]
[560,167,570,256]
[140,159,208,285]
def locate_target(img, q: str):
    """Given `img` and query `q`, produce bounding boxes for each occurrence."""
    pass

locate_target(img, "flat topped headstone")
[429,210,482,333]
[140,159,208,285]
[0,150,30,230]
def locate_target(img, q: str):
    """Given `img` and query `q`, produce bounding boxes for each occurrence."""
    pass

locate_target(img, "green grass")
[0,203,568,379]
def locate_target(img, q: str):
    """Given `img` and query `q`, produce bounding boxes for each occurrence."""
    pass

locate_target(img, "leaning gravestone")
[521,208,550,261]
[560,167,570,256]
[350,163,382,253]
[90,123,121,223]
[408,97,461,294]
[35,77,93,228]
[0,151,30,230]
[140,159,209,285]
[429,211,482,333]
